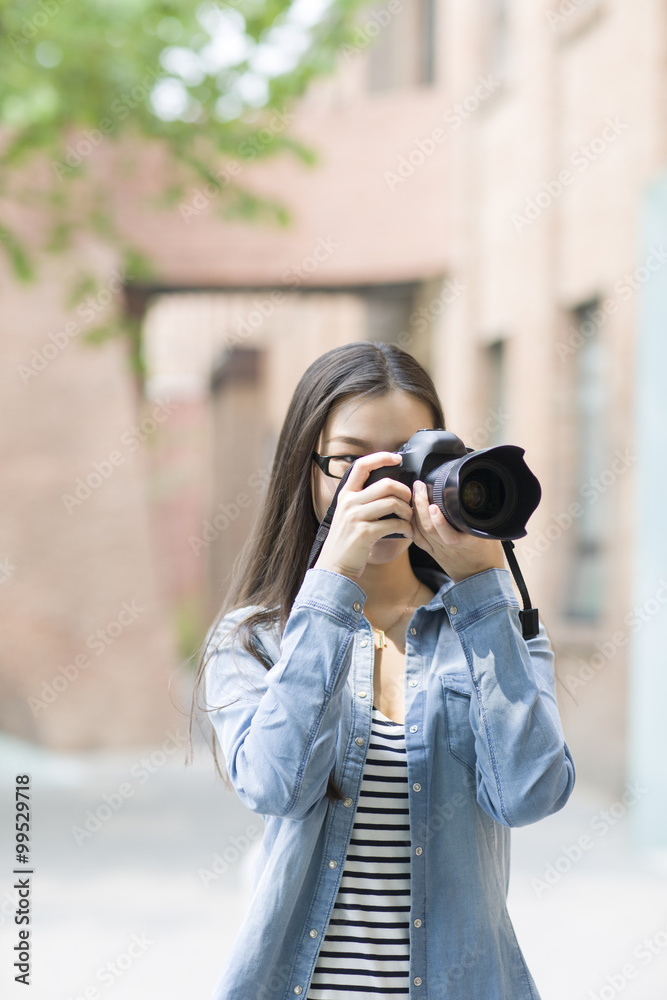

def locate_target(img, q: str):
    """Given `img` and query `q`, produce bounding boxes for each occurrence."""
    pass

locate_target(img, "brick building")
[3,0,667,845]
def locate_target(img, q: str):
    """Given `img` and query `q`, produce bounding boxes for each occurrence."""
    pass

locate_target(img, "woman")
[193,341,575,1000]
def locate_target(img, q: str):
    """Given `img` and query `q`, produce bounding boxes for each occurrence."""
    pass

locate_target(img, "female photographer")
[193,341,575,1000]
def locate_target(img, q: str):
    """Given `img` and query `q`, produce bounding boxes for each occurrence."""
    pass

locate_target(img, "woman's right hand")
[313,452,414,582]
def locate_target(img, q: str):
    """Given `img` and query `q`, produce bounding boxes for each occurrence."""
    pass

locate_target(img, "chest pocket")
[441,675,476,776]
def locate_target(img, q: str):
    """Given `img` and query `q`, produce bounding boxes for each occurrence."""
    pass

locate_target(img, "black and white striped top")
[308,705,411,999]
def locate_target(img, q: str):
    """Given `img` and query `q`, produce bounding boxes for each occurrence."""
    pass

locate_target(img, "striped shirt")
[308,705,411,998]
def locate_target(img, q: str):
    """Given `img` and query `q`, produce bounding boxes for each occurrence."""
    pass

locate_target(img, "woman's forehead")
[322,392,435,446]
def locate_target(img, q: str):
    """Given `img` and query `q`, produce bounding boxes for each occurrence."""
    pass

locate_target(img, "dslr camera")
[363,429,541,541]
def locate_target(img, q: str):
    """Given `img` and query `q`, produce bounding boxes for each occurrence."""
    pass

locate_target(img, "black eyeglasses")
[312,452,359,479]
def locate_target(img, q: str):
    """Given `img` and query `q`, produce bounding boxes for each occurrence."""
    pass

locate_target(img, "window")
[366,0,437,91]
[563,300,608,620]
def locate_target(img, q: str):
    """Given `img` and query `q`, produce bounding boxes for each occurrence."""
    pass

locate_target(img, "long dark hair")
[188,341,446,804]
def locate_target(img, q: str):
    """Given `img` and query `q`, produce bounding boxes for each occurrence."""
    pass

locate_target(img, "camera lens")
[456,460,518,531]
[429,442,541,539]
[460,479,486,512]
[460,470,504,520]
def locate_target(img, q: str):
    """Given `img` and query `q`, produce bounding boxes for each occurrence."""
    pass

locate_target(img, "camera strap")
[501,540,540,639]
[307,472,540,640]
[307,464,355,571]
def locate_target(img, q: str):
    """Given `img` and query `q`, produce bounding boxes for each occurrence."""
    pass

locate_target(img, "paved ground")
[0,731,666,1000]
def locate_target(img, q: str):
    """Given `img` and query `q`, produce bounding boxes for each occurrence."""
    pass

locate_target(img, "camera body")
[363,429,541,540]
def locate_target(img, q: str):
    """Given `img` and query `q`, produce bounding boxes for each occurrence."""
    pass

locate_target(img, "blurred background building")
[2,0,667,851]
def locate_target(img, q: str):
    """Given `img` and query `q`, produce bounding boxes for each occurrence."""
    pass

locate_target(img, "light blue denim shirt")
[204,563,575,1000]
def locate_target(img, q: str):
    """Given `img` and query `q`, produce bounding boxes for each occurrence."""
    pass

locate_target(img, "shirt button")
[415,846,423,856]
[353,602,361,612]
[358,691,367,698]
[294,988,303,995]
[343,797,353,807]
[413,782,421,792]
[328,859,338,869]
[414,976,423,986]
[410,627,417,635]
[449,605,458,615]
[355,736,364,746]
[410,725,418,733]
[309,928,318,938]
[413,918,422,928]
[409,680,418,687]
[360,639,368,647]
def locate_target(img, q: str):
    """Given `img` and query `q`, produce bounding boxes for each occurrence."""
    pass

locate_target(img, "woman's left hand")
[411,480,505,583]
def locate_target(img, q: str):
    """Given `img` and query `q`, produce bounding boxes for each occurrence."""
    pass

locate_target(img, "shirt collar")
[412,564,456,609]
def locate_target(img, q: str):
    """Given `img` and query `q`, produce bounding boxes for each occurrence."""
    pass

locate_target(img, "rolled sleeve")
[445,568,575,827]
[291,567,367,627]
[443,567,520,627]
[205,568,367,820]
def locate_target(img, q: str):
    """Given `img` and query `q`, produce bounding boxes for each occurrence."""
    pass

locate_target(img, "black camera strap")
[307,473,540,640]
[501,540,540,639]
[307,464,355,571]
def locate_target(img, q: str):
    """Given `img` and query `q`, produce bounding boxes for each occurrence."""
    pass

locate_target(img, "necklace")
[367,581,422,650]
